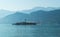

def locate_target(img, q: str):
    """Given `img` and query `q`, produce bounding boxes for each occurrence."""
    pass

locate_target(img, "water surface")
[0,24,60,37]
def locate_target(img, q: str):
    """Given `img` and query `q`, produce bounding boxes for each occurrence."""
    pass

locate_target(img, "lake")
[0,24,60,37]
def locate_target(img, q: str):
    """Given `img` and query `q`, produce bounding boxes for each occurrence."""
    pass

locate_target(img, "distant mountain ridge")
[20,7,59,13]
[0,7,60,24]
[0,9,14,18]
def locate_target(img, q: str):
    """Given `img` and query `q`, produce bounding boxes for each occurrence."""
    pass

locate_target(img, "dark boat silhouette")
[13,19,37,25]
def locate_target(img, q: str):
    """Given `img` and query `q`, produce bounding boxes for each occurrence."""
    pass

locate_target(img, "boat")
[12,19,37,25]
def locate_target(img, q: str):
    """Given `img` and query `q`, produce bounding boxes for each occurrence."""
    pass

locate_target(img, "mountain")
[0,12,29,24]
[30,9,60,24]
[0,9,14,18]
[0,8,60,24]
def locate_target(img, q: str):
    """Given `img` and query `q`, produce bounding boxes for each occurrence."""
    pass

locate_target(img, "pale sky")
[0,0,60,11]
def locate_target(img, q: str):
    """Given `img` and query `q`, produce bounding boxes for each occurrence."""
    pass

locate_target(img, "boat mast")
[25,19,26,22]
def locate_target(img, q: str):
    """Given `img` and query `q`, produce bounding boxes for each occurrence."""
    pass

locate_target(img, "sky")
[0,0,60,11]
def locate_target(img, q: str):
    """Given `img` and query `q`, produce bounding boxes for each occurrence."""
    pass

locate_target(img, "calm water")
[0,24,60,37]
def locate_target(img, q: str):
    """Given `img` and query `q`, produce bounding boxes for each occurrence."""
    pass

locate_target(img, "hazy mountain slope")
[0,12,29,24]
[30,9,60,24]
[0,9,60,24]
[0,9,14,18]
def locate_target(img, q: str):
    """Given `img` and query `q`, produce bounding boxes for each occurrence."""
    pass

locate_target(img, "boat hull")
[13,22,36,25]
